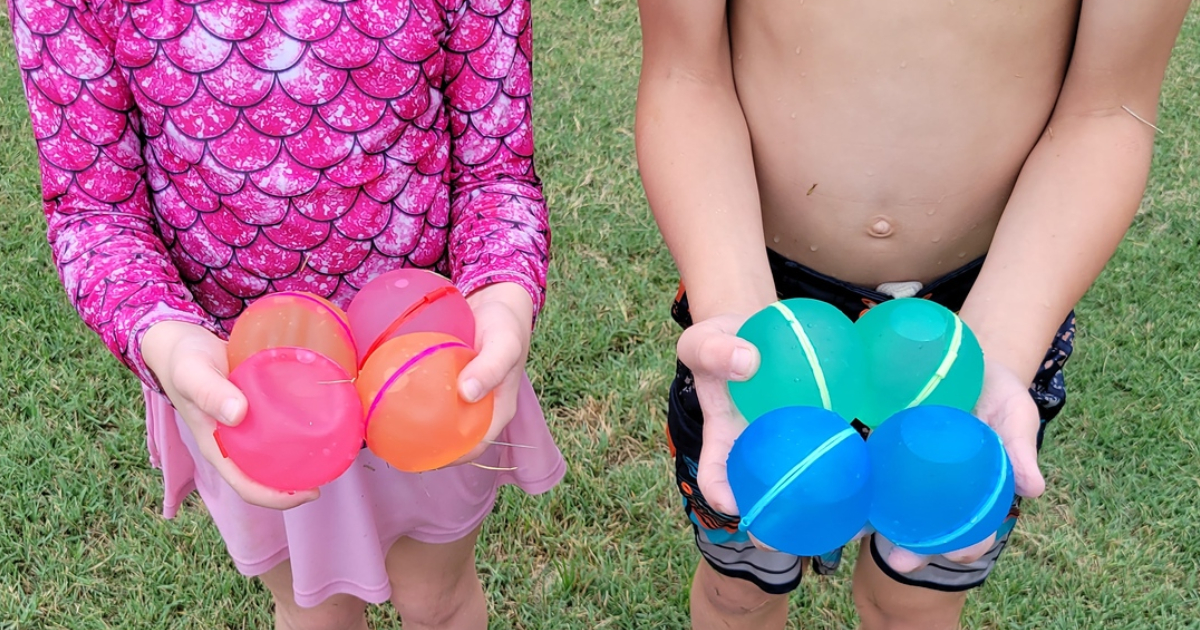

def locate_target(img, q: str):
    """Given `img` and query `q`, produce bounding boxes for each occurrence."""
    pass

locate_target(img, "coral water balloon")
[855,298,984,428]
[728,299,866,423]
[227,292,358,377]
[866,405,1014,555]
[217,347,365,491]
[347,269,476,362]
[727,406,872,556]
[357,332,492,473]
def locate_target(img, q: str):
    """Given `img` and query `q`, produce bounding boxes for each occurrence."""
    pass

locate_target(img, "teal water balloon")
[729,299,865,423]
[866,406,1014,556]
[727,406,872,557]
[856,298,983,428]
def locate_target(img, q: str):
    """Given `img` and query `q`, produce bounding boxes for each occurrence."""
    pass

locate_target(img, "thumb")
[677,322,760,382]
[458,327,522,404]
[175,359,247,427]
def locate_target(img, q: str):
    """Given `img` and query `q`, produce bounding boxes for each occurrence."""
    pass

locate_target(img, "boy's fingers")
[1004,430,1046,499]
[881,543,930,574]
[696,381,747,516]
[942,534,996,565]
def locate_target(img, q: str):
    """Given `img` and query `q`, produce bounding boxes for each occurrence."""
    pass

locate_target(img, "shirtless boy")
[634,2,1189,628]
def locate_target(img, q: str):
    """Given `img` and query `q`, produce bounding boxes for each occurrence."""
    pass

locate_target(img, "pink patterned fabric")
[10,0,549,391]
[10,0,564,607]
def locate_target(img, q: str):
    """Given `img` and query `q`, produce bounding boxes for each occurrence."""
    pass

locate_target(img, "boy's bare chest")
[728,0,1080,285]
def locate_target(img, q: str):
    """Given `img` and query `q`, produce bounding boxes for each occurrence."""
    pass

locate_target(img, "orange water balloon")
[357,332,492,473]
[227,292,358,377]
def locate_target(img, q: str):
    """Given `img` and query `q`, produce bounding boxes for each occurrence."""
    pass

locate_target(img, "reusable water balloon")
[227,291,358,377]
[856,298,983,429]
[729,299,866,423]
[727,406,872,556]
[357,332,492,473]
[347,269,476,363]
[866,405,1014,555]
[217,347,365,491]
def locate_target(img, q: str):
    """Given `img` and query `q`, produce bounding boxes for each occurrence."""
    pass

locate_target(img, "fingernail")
[731,347,754,379]
[219,399,239,424]
[461,378,483,403]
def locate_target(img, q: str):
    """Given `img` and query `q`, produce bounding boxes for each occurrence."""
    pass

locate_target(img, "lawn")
[1,2,1198,628]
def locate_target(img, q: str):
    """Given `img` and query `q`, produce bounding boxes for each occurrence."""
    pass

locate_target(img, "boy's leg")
[384,524,487,630]
[259,561,369,630]
[668,360,804,629]
[692,560,793,630]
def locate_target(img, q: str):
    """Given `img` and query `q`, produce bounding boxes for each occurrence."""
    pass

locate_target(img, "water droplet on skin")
[932,235,942,243]
[795,47,802,55]
[394,279,409,288]
[927,208,937,216]
[295,349,316,364]
[791,112,797,119]
[800,72,807,77]
[900,61,907,68]
[958,252,967,258]
[810,244,819,252]
[773,235,781,244]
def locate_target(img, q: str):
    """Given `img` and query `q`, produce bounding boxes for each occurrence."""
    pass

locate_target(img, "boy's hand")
[450,282,535,465]
[141,321,321,510]
[878,358,1043,573]
[676,313,761,517]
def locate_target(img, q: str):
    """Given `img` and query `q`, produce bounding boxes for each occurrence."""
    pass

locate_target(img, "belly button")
[867,215,895,238]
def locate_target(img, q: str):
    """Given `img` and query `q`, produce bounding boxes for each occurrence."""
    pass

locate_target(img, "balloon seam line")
[905,314,963,409]
[904,430,1009,551]
[771,302,832,410]
[364,341,469,430]
[739,426,858,531]
[272,291,356,358]
[360,286,460,368]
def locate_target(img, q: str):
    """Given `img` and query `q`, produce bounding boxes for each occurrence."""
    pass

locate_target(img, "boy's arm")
[959,1,1190,382]
[635,0,776,322]
[636,0,775,517]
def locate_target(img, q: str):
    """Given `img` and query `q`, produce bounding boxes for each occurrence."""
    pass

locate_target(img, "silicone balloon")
[227,291,358,378]
[357,332,492,472]
[856,298,983,428]
[729,299,866,423]
[866,405,1014,555]
[347,269,476,363]
[217,347,365,491]
[727,406,871,557]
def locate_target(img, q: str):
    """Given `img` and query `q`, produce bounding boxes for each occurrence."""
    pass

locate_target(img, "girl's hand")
[878,359,1040,573]
[141,321,320,510]
[450,282,535,465]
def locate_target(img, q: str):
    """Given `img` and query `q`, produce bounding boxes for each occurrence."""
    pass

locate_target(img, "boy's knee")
[695,563,786,618]
[272,593,367,630]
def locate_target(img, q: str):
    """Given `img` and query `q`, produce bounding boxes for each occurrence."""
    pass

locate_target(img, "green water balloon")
[856,298,984,428]
[729,298,866,423]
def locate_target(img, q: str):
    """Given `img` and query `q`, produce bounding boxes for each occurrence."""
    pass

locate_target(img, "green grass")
[2,2,1199,628]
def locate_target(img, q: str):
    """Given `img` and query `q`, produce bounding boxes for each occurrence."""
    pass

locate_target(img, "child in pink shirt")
[9,0,565,626]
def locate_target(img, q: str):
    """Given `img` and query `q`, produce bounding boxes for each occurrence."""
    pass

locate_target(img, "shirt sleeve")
[444,0,549,320]
[8,0,221,391]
